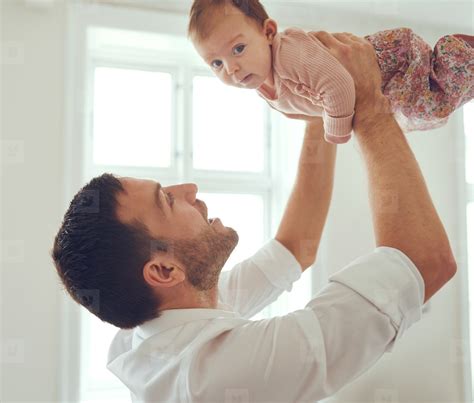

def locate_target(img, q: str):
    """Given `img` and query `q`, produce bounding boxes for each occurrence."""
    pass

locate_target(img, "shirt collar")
[136,302,239,340]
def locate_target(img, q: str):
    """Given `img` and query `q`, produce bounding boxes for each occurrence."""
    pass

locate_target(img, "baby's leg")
[365,28,473,132]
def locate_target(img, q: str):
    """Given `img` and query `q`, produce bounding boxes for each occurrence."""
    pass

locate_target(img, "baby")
[188,0,474,144]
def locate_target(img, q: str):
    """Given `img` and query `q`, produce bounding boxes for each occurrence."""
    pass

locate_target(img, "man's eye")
[166,192,174,207]
[233,44,246,55]
[211,60,222,69]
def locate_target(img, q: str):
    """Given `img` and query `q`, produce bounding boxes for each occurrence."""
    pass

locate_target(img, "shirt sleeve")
[217,238,302,319]
[190,247,425,402]
[275,28,356,140]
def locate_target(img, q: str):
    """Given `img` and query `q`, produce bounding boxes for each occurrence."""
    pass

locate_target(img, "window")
[92,67,173,167]
[71,22,312,402]
[192,76,266,172]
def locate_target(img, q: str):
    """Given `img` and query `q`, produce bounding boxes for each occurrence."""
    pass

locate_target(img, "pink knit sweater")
[256,28,356,143]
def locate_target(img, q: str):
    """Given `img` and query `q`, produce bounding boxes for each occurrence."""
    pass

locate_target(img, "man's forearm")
[355,109,457,302]
[275,119,337,271]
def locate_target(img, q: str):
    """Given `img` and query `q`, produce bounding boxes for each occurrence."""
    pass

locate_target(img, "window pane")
[464,102,474,184]
[192,76,265,172]
[199,192,265,270]
[93,67,172,167]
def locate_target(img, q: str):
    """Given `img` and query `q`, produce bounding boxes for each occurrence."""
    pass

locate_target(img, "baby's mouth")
[240,74,252,84]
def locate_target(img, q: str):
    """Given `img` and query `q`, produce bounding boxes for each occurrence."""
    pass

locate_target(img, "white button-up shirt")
[107,239,425,403]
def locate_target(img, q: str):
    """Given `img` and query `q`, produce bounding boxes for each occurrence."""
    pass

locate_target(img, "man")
[52,33,456,401]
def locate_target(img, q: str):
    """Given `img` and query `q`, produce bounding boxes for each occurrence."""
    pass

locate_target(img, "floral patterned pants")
[365,28,474,132]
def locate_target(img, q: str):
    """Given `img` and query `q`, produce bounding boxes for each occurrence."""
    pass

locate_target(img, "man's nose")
[179,183,198,204]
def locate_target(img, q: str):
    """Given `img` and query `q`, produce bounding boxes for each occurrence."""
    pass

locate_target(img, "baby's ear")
[263,18,278,42]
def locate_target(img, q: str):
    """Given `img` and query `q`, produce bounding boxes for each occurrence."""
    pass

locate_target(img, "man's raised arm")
[275,117,337,271]
[315,32,457,302]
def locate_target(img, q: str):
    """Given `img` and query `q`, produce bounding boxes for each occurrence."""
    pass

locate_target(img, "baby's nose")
[225,61,239,75]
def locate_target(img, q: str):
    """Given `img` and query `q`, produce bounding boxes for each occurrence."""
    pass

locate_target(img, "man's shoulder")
[107,328,134,364]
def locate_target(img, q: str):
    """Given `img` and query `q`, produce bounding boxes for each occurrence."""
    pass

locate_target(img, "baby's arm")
[275,28,356,143]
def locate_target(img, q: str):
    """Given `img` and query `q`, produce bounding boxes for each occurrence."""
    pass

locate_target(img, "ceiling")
[91,0,473,32]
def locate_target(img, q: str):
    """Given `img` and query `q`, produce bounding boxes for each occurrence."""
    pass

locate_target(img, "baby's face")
[192,10,275,90]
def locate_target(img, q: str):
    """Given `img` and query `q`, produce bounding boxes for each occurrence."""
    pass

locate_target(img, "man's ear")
[143,255,186,288]
[263,18,278,43]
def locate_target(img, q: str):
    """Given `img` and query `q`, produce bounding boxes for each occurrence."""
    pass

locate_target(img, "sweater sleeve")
[275,28,356,142]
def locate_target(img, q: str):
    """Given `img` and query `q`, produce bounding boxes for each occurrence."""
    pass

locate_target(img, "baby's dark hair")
[188,0,270,41]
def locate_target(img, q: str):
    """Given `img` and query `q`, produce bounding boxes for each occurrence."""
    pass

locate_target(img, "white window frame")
[61,2,316,402]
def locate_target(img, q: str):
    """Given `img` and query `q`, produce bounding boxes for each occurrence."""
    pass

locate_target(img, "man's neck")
[159,288,218,310]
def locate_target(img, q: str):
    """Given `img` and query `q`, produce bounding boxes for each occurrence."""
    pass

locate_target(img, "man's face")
[115,177,239,290]
[192,8,274,90]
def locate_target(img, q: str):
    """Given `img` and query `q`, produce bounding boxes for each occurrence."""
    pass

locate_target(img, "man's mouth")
[200,201,220,226]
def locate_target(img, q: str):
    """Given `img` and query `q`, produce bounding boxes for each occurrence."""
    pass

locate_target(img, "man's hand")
[309,31,391,131]
[311,32,456,302]
[310,32,381,97]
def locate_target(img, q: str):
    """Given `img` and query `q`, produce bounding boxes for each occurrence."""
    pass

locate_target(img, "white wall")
[1,0,66,401]
[1,0,471,401]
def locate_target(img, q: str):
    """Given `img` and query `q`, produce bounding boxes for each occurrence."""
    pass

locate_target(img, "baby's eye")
[210,60,223,69]
[232,44,246,55]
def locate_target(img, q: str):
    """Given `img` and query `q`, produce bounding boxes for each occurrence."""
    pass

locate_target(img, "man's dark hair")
[51,173,167,329]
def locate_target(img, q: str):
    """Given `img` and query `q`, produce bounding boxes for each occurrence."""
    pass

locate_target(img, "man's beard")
[170,225,239,291]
